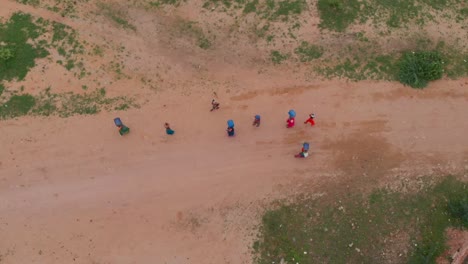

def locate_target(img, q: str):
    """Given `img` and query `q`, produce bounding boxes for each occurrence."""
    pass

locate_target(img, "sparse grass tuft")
[270,50,289,64]
[98,3,137,31]
[294,41,323,62]
[178,20,213,49]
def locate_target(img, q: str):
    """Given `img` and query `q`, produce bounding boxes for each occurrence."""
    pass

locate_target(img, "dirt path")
[1,79,468,264]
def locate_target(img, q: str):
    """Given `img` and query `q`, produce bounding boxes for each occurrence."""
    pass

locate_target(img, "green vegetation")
[460,7,468,18]
[270,50,289,64]
[243,0,258,14]
[317,0,360,32]
[0,83,4,96]
[436,41,468,79]
[253,176,468,264]
[317,0,465,32]
[17,0,89,18]
[0,87,137,119]
[16,0,40,6]
[202,0,307,21]
[0,46,15,61]
[48,21,87,75]
[0,12,49,82]
[294,41,323,62]
[398,51,444,89]
[315,52,398,81]
[149,0,184,7]
[98,3,137,31]
[0,94,36,118]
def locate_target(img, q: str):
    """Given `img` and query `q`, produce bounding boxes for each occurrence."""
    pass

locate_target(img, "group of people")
[114,99,316,158]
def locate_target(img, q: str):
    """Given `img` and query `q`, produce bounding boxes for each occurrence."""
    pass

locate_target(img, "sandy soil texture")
[1,0,468,263]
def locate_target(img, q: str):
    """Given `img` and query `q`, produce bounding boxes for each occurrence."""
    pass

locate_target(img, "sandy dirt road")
[1,79,468,264]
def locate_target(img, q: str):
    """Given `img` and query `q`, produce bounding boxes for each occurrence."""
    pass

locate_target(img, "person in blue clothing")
[164,122,175,135]
[227,119,235,136]
[252,115,261,127]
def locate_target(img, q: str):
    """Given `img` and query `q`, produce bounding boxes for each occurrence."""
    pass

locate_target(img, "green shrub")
[0,46,15,61]
[397,51,444,89]
[447,194,468,227]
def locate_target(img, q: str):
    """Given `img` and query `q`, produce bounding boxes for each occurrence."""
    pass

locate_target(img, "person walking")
[227,119,235,137]
[287,109,296,128]
[114,117,130,136]
[286,117,295,128]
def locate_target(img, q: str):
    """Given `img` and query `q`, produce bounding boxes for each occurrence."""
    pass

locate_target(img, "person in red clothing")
[286,117,295,128]
[304,113,316,126]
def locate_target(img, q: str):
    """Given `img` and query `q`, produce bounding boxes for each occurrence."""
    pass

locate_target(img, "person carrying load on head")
[210,99,220,111]
[304,113,316,126]
[114,117,130,136]
[295,142,310,158]
[164,122,175,135]
[252,115,261,127]
[286,109,296,128]
[227,119,235,137]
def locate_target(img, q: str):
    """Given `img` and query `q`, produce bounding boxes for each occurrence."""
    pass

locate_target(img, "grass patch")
[149,0,184,7]
[315,53,398,81]
[0,94,36,118]
[460,7,468,18]
[0,83,4,96]
[0,86,137,119]
[203,0,306,21]
[272,0,306,20]
[397,50,444,89]
[435,41,468,79]
[253,176,468,264]
[270,50,289,64]
[0,12,49,82]
[317,0,361,32]
[294,41,323,62]
[243,0,258,13]
[317,0,464,32]
[16,0,40,6]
